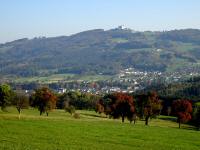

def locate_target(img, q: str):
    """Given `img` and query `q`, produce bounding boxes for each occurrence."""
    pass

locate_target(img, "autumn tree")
[0,84,13,110]
[137,92,162,125]
[172,99,192,128]
[95,99,105,114]
[13,92,29,119]
[31,87,57,116]
[105,93,135,123]
[95,97,112,118]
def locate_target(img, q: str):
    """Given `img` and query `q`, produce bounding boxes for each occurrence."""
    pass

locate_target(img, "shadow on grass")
[159,116,198,131]
[181,126,197,130]
[80,113,107,118]
[171,125,197,131]
[159,116,177,122]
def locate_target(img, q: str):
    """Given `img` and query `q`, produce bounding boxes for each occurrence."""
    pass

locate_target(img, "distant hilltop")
[0,28,200,77]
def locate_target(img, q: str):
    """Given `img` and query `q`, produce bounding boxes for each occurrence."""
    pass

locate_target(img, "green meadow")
[12,74,113,84]
[0,108,199,150]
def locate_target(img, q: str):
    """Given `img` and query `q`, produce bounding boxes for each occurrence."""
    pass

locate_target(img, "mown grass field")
[0,108,200,150]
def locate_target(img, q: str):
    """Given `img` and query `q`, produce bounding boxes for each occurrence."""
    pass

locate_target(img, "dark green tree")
[194,107,200,130]
[63,101,75,115]
[137,92,162,125]
[193,102,200,130]
[58,91,100,110]
[0,84,13,110]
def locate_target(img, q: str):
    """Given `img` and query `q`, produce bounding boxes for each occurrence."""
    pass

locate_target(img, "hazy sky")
[0,0,200,43]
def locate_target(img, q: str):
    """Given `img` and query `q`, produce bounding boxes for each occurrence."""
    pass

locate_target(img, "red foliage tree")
[106,93,135,123]
[172,100,192,128]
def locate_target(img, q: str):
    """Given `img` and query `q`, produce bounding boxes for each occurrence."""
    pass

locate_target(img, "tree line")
[0,84,200,129]
[95,92,195,128]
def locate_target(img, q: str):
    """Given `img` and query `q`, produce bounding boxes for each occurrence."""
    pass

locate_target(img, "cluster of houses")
[10,67,200,95]
[56,67,200,94]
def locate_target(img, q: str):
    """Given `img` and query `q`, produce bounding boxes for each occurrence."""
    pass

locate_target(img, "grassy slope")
[0,108,200,150]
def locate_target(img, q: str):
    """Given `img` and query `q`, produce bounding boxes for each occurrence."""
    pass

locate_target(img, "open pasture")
[0,108,199,150]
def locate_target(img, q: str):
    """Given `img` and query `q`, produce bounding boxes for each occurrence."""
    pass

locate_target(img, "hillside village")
[11,67,199,96]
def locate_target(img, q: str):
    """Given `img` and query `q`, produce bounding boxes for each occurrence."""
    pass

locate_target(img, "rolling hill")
[0,27,200,77]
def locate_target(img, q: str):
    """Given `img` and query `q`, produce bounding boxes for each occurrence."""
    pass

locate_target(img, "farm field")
[0,108,200,150]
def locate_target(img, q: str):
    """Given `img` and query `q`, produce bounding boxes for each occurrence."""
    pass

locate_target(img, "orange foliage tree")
[31,87,57,116]
[95,99,105,114]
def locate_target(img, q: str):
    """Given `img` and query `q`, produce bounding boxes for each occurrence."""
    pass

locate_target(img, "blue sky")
[0,0,200,43]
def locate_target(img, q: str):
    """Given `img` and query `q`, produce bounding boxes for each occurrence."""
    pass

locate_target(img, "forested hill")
[1,28,200,77]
